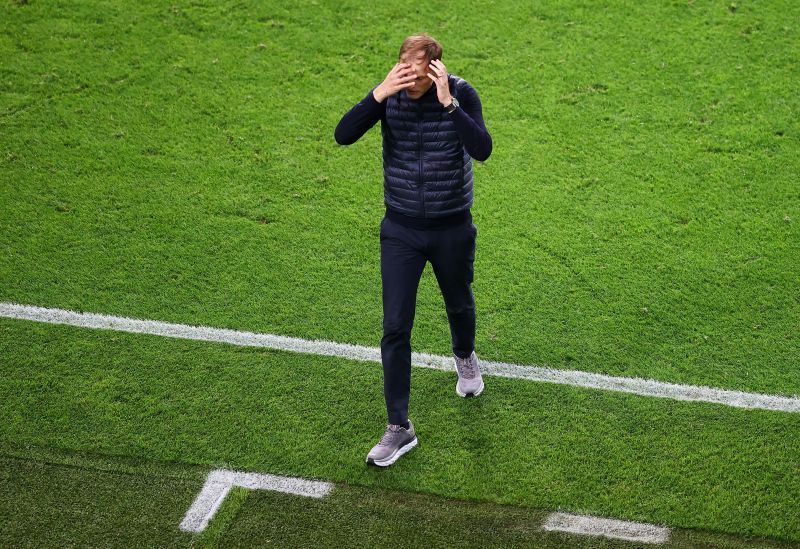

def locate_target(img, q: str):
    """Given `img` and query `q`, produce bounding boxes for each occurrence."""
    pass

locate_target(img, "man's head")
[398,33,443,100]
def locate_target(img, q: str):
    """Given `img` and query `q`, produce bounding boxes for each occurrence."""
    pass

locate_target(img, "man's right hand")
[373,63,416,103]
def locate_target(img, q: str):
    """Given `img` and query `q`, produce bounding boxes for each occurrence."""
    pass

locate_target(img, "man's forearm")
[449,106,492,162]
[372,85,388,103]
[334,87,385,145]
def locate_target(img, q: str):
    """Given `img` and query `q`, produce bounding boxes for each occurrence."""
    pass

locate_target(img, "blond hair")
[398,33,443,63]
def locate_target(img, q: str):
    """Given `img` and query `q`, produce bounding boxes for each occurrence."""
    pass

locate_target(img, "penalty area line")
[179,469,672,544]
[179,468,334,533]
[2,301,799,413]
[543,511,671,544]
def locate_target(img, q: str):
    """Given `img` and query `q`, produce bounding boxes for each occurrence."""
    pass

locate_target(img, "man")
[334,33,492,467]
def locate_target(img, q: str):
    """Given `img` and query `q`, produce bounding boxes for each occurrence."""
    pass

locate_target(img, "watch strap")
[445,97,459,113]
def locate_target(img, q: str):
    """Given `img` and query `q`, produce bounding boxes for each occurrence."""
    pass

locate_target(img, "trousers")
[379,213,478,426]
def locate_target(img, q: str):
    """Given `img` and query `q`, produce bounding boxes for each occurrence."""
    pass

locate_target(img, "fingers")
[429,59,446,76]
[392,66,414,80]
[395,68,416,82]
[385,62,421,93]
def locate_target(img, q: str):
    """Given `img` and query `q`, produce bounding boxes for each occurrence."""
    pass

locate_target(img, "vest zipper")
[418,103,425,218]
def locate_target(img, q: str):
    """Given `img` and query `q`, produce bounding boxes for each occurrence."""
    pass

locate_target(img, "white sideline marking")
[543,512,670,544]
[179,468,334,533]
[2,302,800,413]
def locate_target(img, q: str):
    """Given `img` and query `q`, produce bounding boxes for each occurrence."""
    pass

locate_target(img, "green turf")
[1,319,799,544]
[2,446,796,548]
[2,0,799,544]
[0,449,203,547]
[1,0,798,395]
[196,486,251,548]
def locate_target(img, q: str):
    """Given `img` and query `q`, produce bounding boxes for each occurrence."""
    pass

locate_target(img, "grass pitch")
[1,0,798,546]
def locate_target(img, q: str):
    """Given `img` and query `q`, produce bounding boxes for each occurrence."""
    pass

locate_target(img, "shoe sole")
[456,378,485,398]
[366,436,418,467]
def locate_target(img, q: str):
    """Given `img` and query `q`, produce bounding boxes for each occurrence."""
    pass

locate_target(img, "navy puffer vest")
[381,74,473,218]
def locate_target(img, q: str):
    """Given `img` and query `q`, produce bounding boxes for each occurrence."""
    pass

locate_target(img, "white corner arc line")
[179,468,334,533]
[2,302,799,413]
[543,512,671,544]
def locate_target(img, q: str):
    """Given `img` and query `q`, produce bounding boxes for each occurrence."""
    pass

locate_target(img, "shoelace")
[455,354,477,380]
[379,424,404,446]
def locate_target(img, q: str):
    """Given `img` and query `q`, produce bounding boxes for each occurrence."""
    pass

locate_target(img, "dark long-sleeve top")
[334,84,492,162]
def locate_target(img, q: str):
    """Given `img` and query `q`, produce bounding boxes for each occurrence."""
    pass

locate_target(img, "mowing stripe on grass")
[179,468,334,533]
[2,302,799,413]
[542,512,671,544]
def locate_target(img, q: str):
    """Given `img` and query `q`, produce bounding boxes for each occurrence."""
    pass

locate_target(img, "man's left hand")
[427,59,453,107]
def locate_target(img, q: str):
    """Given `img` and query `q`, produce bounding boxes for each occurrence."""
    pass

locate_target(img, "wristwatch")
[445,96,460,114]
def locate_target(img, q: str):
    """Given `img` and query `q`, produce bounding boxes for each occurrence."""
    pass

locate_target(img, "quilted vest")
[381,74,473,218]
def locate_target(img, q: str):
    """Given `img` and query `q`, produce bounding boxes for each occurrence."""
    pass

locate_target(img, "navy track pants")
[379,213,478,426]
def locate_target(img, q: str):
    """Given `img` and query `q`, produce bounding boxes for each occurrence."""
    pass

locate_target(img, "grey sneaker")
[366,419,418,467]
[455,350,484,397]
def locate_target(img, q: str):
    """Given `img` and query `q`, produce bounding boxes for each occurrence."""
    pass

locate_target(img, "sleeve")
[448,83,493,162]
[334,85,386,145]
